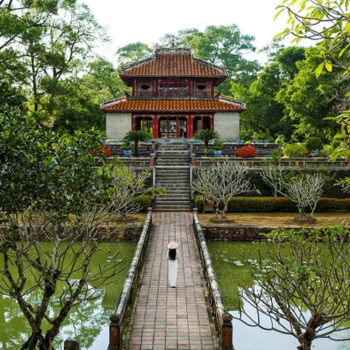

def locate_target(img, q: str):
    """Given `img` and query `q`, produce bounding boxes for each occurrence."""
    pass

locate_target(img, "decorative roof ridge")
[100,96,127,107]
[124,97,221,101]
[192,57,227,75]
[219,96,246,107]
[155,45,192,56]
[120,56,156,73]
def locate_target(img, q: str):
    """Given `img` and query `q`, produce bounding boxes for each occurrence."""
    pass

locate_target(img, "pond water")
[0,242,136,350]
[208,242,350,350]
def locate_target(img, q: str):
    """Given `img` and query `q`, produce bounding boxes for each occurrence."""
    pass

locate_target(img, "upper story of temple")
[119,46,227,99]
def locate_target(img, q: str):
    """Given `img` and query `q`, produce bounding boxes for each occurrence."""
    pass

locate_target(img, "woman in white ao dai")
[167,242,180,288]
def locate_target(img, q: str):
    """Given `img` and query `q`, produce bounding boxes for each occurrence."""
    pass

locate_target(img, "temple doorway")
[193,116,212,134]
[158,116,187,138]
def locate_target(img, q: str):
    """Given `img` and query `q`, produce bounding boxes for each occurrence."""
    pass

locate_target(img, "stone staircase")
[154,140,191,211]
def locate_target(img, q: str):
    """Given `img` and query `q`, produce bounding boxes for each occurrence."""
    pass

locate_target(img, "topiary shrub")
[235,145,257,158]
[283,144,308,158]
[305,137,323,151]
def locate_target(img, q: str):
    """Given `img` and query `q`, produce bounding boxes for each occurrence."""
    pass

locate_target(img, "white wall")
[106,113,132,140]
[214,112,240,140]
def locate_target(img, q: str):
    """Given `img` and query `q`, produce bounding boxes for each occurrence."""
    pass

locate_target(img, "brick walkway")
[125,211,218,350]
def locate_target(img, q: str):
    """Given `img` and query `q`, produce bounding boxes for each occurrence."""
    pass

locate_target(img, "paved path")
[125,211,218,350]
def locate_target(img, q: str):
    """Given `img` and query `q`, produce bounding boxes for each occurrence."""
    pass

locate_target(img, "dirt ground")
[125,212,350,229]
[197,212,350,228]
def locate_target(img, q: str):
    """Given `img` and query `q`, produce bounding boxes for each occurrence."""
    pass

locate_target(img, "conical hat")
[167,241,179,249]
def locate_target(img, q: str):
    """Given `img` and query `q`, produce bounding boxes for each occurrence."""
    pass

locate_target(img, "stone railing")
[191,156,349,168]
[108,208,153,350]
[192,209,233,350]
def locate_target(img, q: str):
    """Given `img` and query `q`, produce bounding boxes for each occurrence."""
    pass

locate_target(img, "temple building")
[100,46,246,140]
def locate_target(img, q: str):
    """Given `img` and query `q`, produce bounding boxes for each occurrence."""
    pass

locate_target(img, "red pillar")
[188,115,193,139]
[153,116,158,139]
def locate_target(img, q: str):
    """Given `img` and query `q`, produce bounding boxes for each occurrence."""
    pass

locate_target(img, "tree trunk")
[297,331,313,350]
[135,140,139,157]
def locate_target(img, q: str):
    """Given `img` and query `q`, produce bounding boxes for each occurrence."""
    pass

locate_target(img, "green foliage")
[211,140,224,150]
[230,44,306,141]
[305,137,323,151]
[275,0,350,74]
[194,129,219,156]
[0,0,109,128]
[194,196,350,213]
[120,141,132,151]
[116,42,153,67]
[0,108,110,214]
[122,130,152,157]
[283,144,308,158]
[269,149,283,163]
[132,195,152,211]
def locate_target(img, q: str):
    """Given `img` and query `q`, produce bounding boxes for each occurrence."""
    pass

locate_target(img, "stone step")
[157,194,190,200]
[157,200,191,205]
[155,161,189,169]
[156,174,189,178]
[156,172,189,177]
[161,189,190,193]
[154,205,192,211]
[156,180,190,184]
[154,140,191,211]
[156,186,189,191]
[156,157,189,162]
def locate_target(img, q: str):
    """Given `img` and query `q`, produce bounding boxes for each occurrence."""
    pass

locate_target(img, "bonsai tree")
[193,129,219,156]
[122,130,152,157]
[121,140,132,155]
[305,137,323,155]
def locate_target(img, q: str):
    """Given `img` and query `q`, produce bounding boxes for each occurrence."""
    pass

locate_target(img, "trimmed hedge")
[194,196,350,213]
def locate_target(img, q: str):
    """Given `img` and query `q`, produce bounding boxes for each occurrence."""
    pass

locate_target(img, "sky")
[81,0,289,65]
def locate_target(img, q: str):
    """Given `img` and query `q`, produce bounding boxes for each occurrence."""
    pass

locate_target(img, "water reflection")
[0,242,136,350]
[208,242,350,350]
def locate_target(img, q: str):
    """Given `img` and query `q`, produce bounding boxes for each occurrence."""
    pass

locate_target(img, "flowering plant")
[235,145,257,158]
[100,145,111,157]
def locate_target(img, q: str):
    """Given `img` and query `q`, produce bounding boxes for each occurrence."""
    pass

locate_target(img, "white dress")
[167,250,180,287]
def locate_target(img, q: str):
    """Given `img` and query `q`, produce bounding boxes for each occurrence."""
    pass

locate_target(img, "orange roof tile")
[120,51,227,85]
[100,97,245,113]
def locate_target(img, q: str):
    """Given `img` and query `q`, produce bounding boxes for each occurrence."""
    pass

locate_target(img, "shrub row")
[194,196,350,212]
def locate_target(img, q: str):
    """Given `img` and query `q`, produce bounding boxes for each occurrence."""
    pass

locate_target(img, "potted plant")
[122,130,152,157]
[193,129,219,156]
[121,141,132,157]
[305,137,323,157]
[212,140,224,157]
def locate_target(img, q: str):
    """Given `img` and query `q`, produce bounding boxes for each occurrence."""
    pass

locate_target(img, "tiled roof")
[120,52,227,85]
[100,97,245,113]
